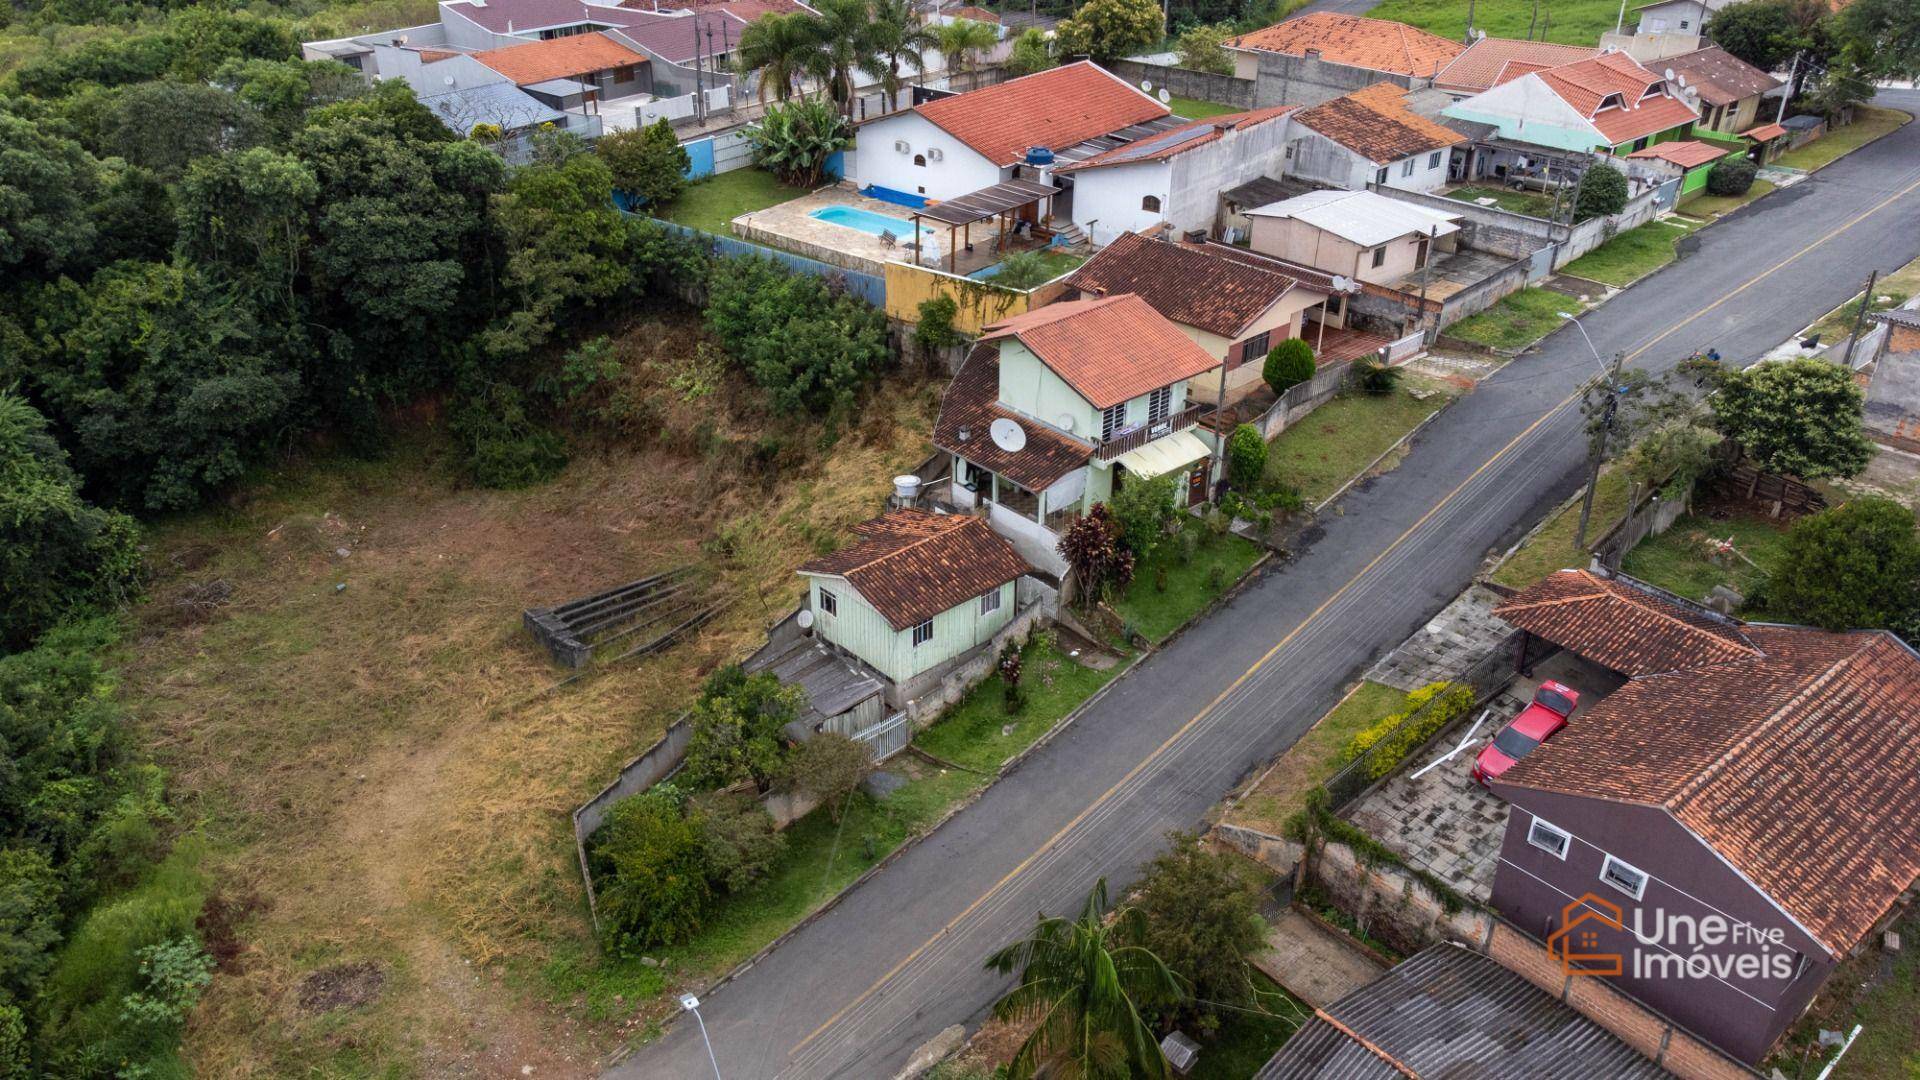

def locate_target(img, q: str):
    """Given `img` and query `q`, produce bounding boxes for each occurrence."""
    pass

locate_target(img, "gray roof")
[420,81,567,133]
[744,635,884,724]
[1870,308,1920,331]
[1782,113,1824,130]
[1255,944,1672,1080]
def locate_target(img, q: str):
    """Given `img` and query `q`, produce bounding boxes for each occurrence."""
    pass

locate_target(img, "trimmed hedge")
[1339,680,1474,780]
[1263,339,1316,394]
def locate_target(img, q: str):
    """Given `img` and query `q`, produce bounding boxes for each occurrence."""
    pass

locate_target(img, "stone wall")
[1307,839,1492,955]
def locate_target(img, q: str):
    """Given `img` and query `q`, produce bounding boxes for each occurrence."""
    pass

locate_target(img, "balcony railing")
[1092,403,1213,462]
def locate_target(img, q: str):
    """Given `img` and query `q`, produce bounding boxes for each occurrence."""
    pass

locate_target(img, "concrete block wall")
[1109,60,1256,109]
[1248,52,1416,108]
[1309,839,1493,955]
[900,600,1049,729]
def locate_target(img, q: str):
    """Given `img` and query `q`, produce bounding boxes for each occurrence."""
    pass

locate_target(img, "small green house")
[1627,139,1733,200]
[798,510,1031,697]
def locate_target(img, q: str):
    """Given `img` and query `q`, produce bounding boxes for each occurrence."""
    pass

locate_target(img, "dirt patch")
[297,961,386,1014]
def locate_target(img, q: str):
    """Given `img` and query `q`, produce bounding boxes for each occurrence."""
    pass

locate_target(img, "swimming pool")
[810,205,939,251]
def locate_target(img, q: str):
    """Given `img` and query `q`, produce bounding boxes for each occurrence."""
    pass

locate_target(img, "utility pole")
[1527,0,1539,40]
[1614,0,1628,35]
[692,20,705,123]
[1576,348,1628,549]
[1840,269,1880,369]
[1465,0,1477,42]
[1419,224,1437,302]
[1777,51,1800,124]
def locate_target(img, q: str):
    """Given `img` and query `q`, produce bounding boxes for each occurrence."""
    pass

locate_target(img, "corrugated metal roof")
[420,81,568,132]
[1246,188,1461,248]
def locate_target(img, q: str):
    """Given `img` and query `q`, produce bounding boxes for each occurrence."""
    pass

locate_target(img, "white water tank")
[893,475,922,505]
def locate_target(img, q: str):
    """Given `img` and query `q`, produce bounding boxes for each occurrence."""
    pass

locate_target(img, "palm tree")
[936,18,1000,92]
[812,0,879,115]
[865,0,939,112]
[984,878,1185,1080]
[734,12,829,104]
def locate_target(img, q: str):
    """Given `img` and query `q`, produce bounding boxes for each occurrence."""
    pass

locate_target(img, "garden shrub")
[449,379,569,489]
[1226,423,1266,491]
[1109,474,1180,562]
[1706,156,1757,197]
[1057,504,1134,599]
[593,787,712,953]
[1573,163,1628,220]
[1354,358,1401,395]
[681,666,804,791]
[780,732,870,822]
[914,295,960,353]
[1263,339,1315,394]
[1339,681,1474,780]
[686,791,785,895]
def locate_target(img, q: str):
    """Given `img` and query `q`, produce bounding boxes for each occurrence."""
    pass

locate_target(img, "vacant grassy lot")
[1491,466,1631,588]
[1446,184,1555,218]
[1560,216,1701,287]
[129,313,940,1078]
[1445,288,1577,351]
[1686,178,1773,218]
[1115,524,1264,643]
[914,635,1121,771]
[1775,106,1911,172]
[655,167,812,234]
[1224,680,1407,836]
[1168,95,1239,119]
[1619,511,1790,602]
[1265,382,1455,505]
[1366,0,1618,45]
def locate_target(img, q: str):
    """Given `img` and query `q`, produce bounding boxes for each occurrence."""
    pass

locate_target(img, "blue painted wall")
[683,136,717,179]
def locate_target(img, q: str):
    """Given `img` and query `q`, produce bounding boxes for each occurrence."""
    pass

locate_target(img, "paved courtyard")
[1347,650,1624,901]
[730,185,1038,276]
[1365,583,1514,692]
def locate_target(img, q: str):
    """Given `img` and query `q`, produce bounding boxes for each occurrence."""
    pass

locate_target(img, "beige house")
[1245,188,1461,286]
[1061,231,1341,404]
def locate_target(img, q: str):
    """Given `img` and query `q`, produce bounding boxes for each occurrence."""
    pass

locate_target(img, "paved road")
[621,93,1920,1080]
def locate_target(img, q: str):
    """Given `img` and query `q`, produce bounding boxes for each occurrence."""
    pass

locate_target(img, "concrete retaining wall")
[902,600,1050,728]
[1109,59,1255,109]
[1243,50,1422,108]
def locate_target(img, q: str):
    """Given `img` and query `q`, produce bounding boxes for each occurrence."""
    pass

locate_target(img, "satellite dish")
[1676,74,1688,88]
[1331,274,1356,292]
[1055,412,1076,432]
[797,609,816,629]
[444,75,456,85]
[1140,79,1154,93]
[1158,89,1171,103]
[989,417,1028,452]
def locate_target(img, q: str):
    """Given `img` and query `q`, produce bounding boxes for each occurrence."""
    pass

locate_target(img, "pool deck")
[732,185,1037,277]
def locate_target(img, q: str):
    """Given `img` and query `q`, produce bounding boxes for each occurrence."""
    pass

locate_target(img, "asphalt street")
[619,92,1920,1080]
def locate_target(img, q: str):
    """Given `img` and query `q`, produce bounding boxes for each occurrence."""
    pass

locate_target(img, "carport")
[908,178,1059,273]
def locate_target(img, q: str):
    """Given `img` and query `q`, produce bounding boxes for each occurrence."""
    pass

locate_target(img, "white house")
[853,60,1170,204]
[1246,188,1461,286]
[1050,106,1296,248]
[1283,82,1464,194]
[932,295,1221,574]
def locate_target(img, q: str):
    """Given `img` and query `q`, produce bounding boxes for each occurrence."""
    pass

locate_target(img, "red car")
[1472,681,1580,786]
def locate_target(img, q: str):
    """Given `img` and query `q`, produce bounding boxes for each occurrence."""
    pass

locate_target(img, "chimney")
[1183,228,1207,243]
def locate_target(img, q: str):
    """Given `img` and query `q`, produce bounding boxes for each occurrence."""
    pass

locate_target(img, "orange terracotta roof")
[1743,121,1788,141]
[473,32,647,86]
[981,295,1220,410]
[1063,231,1326,339]
[1490,58,1553,86]
[933,345,1090,492]
[1053,106,1294,173]
[1628,139,1731,168]
[948,5,1000,21]
[1526,52,1697,144]
[1433,36,1598,94]
[799,510,1030,630]
[1227,12,1464,78]
[1292,82,1464,164]
[912,61,1168,167]
[1493,569,1760,677]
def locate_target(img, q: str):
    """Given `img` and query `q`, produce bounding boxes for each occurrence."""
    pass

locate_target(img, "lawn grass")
[1559,216,1701,287]
[1491,465,1632,588]
[1168,95,1240,119]
[979,249,1087,283]
[1443,287,1576,351]
[1366,0,1619,45]
[1767,904,1920,1078]
[1774,106,1911,172]
[1684,177,1774,218]
[1113,522,1264,643]
[1224,680,1408,836]
[1619,512,1790,602]
[1188,973,1307,1080]
[654,167,812,235]
[1264,382,1454,505]
[1804,252,1920,341]
[913,636,1121,772]
[1446,184,1556,219]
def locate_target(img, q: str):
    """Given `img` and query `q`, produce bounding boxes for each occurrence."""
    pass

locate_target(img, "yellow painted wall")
[884,262,1072,335]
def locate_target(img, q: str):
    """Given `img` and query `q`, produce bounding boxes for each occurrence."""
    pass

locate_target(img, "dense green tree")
[1768,498,1920,632]
[215,56,366,142]
[1109,474,1180,560]
[94,79,258,180]
[705,255,887,415]
[1006,28,1058,76]
[486,152,644,360]
[686,792,785,893]
[1174,23,1234,74]
[1713,358,1872,480]
[681,667,804,790]
[985,878,1184,1080]
[1227,423,1266,491]
[1133,832,1268,1027]
[1056,0,1162,65]
[1573,163,1627,221]
[0,849,63,1009]
[0,393,141,651]
[598,118,690,207]
[780,733,869,822]
[1705,0,1831,75]
[174,146,318,316]
[1832,0,1920,79]
[0,111,100,278]
[592,788,713,953]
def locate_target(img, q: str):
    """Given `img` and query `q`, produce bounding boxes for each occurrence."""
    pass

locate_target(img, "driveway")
[614,92,1920,1080]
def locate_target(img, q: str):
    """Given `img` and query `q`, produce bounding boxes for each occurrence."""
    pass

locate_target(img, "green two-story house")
[1441,50,1698,157]
[931,293,1222,576]
[798,510,1031,706]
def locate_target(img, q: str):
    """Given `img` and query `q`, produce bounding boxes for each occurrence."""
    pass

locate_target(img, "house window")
[979,587,1001,615]
[912,619,935,646]
[1600,855,1649,900]
[1527,818,1571,859]
[1678,17,1690,29]
[1428,150,1443,169]
[1371,246,1387,268]
[913,154,927,166]
[1147,386,1172,426]
[818,588,837,616]
[1374,166,1389,184]
[1142,194,1162,212]
[1101,401,1128,440]
[1401,158,1416,177]
[1632,136,1651,152]
[1241,330,1271,360]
